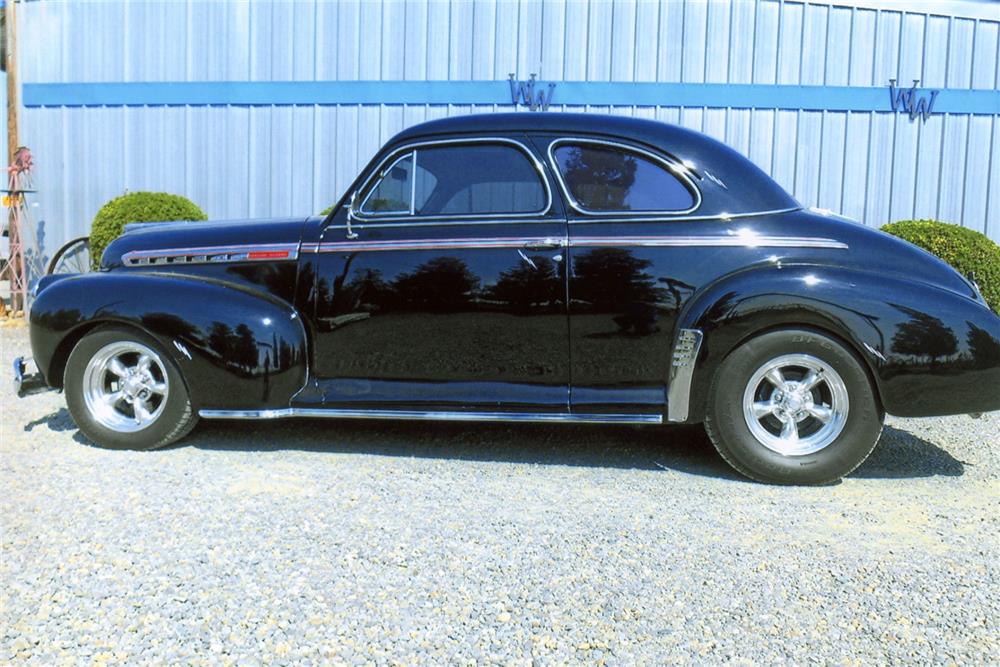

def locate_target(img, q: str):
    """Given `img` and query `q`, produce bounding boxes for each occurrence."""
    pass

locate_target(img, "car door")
[310,136,570,413]
[540,135,703,416]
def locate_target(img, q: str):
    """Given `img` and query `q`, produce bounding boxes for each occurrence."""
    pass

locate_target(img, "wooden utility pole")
[1,0,17,316]
[6,0,16,164]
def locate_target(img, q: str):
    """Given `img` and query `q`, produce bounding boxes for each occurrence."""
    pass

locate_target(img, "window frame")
[358,152,417,216]
[352,137,553,223]
[547,137,702,217]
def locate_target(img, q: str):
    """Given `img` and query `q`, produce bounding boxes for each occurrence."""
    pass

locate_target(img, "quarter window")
[360,143,546,217]
[552,142,695,213]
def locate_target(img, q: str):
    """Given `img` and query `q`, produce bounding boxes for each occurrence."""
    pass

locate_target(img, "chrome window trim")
[199,407,663,425]
[350,137,554,224]
[547,137,703,217]
[322,206,803,232]
[358,152,414,216]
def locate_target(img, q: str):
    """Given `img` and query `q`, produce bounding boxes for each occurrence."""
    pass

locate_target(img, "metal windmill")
[1,145,35,313]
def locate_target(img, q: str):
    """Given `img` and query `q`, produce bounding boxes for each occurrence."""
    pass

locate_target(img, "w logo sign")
[508,74,556,111]
[889,79,940,122]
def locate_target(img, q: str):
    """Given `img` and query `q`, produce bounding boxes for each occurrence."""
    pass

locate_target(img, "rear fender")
[29,272,309,410]
[678,264,1000,420]
[678,265,888,422]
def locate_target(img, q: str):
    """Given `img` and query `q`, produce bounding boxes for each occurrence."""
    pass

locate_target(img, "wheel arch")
[676,265,890,423]
[29,272,310,411]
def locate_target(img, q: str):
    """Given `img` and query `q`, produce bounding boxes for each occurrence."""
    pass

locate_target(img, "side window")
[359,143,546,217]
[360,153,414,214]
[552,142,695,213]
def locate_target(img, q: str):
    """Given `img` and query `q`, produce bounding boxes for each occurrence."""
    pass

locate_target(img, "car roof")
[388,113,799,217]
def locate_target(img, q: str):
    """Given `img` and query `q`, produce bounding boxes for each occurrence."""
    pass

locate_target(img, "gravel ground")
[2,325,998,665]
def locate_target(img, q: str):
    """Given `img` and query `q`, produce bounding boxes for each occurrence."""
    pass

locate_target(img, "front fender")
[29,272,309,410]
[678,264,1000,420]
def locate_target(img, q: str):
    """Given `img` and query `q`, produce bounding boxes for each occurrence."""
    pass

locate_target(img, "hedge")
[881,219,1000,312]
[90,192,207,268]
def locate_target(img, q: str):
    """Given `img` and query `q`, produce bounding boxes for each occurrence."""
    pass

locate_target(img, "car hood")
[100,217,311,269]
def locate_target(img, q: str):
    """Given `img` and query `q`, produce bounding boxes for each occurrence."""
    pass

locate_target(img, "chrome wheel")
[741,353,849,456]
[82,341,169,432]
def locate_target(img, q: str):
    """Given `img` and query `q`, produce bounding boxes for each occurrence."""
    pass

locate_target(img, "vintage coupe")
[15,113,1000,484]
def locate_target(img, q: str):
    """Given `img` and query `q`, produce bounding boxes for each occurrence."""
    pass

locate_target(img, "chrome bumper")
[13,356,50,398]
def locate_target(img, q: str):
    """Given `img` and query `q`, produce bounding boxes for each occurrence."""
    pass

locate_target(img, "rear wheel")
[704,329,883,485]
[64,326,198,450]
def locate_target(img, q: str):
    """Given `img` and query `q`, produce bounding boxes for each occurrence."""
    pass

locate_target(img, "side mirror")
[345,191,360,240]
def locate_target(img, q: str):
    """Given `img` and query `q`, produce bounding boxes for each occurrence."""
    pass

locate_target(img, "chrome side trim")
[122,242,300,267]
[199,407,663,424]
[302,234,845,254]
[566,206,804,224]
[547,137,702,216]
[667,328,704,423]
[350,137,554,223]
[570,235,848,250]
[302,236,567,254]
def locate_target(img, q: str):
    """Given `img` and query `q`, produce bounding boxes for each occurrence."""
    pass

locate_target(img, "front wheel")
[704,329,883,485]
[64,326,198,450]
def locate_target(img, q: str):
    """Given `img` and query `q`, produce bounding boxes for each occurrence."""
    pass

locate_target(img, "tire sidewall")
[709,329,883,484]
[64,326,192,450]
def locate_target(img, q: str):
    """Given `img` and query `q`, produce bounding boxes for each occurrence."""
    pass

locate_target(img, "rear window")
[552,142,695,213]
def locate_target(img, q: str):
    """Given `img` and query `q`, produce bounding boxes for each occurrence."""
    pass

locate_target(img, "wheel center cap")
[786,393,803,411]
[124,376,144,395]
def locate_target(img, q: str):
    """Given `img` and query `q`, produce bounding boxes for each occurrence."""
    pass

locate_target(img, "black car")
[15,113,1000,484]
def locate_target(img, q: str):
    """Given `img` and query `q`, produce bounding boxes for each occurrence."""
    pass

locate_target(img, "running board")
[198,407,663,425]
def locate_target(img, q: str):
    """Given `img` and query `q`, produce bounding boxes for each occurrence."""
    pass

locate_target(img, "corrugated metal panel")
[15,0,1000,261]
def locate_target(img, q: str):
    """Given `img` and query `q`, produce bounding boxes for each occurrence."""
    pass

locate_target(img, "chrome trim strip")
[350,137,554,223]
[303,236,567,254]
[199,407,663,424]
[122,242,300,267]
[570,235,848,250]
[566,205,804,224]
[323,206,804,230]
[547,137,702,216]
[667,328,704,423]
[303,234,845,254]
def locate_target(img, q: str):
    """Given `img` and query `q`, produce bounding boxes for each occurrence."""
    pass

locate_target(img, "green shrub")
[320,204,335,216]
[90,191,207,268]
[882,219,1000,311]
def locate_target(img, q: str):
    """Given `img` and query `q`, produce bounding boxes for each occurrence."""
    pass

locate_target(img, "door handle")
[523,239,563,251]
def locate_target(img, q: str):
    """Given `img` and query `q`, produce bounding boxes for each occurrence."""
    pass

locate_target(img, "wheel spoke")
[779,415,799,443]
[764,368,786,388]
[136,354,152,373]
[752,401,776,419]
[147,381,168,395]
[103,391,125,406]
[108,357,130,378]
[800,370,823,392]
[132,397,152,425]
[806,404,834,423]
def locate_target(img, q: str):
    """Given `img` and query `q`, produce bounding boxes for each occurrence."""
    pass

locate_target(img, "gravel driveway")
[2,325,998,665]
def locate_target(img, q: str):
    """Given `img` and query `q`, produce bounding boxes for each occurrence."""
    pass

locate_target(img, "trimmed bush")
[90,191,207,268]
[882,219,1000,311]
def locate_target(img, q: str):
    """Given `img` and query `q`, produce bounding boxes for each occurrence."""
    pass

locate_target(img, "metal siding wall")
[17,0,1000,258]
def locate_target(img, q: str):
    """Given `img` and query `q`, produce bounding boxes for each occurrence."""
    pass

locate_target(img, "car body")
[15,113,1000,483]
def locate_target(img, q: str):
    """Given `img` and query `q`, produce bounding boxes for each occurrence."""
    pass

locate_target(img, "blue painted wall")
[15,0,1000,258]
